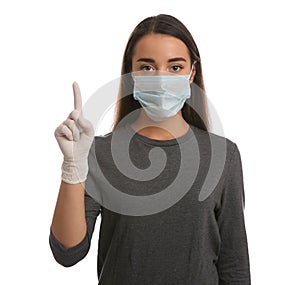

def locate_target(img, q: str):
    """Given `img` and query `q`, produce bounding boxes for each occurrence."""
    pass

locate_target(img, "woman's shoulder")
[190,124,238,158]
[94,131,113,142]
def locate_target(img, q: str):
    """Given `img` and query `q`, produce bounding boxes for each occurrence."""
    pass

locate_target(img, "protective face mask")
[132,67,193,122]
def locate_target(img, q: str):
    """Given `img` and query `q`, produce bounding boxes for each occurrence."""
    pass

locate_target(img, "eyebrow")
[136,57,187,63]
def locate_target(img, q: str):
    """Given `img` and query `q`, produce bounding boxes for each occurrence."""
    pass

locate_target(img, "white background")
[1,0,299,284]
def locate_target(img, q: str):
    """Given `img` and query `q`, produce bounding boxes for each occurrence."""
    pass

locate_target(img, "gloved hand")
[54,82,95,184]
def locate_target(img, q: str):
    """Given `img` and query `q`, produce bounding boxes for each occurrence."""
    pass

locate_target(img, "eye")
[170,65,183,72]
[140,65,155,72]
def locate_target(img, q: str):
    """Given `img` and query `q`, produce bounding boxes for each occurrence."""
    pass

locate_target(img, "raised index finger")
[72,81,82,111]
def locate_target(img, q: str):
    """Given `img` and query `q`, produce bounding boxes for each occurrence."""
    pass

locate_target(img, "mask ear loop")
[188,61,196,82]
[130,71,137,87]
[130,71,135,80]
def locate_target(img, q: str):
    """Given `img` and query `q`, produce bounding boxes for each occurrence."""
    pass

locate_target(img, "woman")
[50,14,251,284]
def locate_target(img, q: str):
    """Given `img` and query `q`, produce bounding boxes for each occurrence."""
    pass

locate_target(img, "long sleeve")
[216,143,251,284]
[49,191,101,267]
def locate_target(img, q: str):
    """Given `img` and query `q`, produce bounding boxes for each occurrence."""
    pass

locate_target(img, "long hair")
[111,14,210,132]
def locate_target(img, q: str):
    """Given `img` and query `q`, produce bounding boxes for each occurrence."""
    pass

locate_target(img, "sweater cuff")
[49,228,90,267]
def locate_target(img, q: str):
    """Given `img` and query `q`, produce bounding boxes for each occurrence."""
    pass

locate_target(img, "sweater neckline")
[124,122,194,147]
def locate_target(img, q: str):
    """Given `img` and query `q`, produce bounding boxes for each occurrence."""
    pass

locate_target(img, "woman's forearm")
[50,180,87,249]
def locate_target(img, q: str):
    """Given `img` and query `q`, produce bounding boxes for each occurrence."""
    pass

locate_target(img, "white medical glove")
[54,82,94,184]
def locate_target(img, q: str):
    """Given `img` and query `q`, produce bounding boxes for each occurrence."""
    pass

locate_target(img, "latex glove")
[54,82,94,184]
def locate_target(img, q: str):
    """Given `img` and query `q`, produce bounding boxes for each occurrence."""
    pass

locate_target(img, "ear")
[189,61,197,83]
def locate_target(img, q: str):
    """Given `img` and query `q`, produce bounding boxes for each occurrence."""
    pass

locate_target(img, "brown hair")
[111,14,210,132]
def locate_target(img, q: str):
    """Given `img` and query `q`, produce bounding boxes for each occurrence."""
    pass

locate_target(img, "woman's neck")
[130,110,190,140]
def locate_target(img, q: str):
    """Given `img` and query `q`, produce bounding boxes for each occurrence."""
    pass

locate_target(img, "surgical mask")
[132,67,193,122]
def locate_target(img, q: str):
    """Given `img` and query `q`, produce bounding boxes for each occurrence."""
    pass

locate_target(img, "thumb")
[77,112,94,138]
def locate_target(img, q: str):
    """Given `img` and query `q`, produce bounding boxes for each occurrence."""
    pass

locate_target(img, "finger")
[55,124,73,141]
[68,110,80,121]
[73,81,82,111]
[68,110,83,132]
[68,110,94,137]
[63,119,80,141]
[77,113,95,137]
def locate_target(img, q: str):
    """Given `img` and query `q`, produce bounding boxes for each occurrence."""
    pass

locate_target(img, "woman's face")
[131,33,195,82]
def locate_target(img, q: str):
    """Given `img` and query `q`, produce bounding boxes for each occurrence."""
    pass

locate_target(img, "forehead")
[132,33,190,61]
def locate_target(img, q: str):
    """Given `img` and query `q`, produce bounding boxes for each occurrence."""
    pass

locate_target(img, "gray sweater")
[49,122,251,284]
